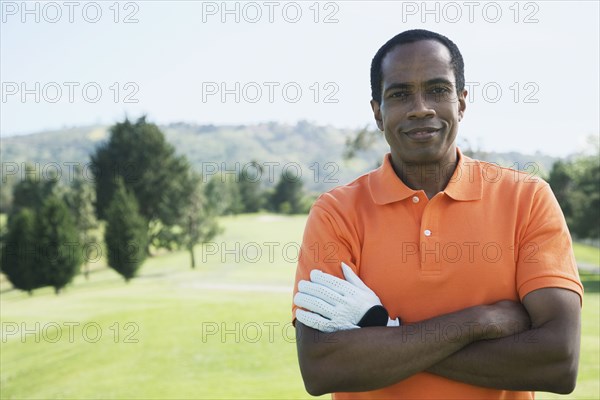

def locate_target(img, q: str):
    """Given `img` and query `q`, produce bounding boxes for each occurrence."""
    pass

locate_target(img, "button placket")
[410,192,426,227]
[420,198,441,276]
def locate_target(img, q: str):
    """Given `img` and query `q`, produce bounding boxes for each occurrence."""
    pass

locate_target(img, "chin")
[397,148,444,164]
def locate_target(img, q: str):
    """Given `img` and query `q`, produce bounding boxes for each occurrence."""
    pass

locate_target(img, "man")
[292,29,583,399]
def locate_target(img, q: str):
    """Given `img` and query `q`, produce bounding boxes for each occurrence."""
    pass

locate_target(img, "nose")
[407,92,435,119]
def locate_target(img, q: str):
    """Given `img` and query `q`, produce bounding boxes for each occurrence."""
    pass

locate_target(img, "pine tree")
[36,196,82,294]
[104,178,148,281]
[0,172,17,214]
[547,160,573,218]
[270,170,305,214]
[63,167,99,279]
[10,169,58,218]
[237,161,265,213]
[205,173,243,215]
[91,117,194,251]
[568,156,600,239]
[179,172,221,268]
[1,208,40,294]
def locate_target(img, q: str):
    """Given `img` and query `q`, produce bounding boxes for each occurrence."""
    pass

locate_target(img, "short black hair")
[370,29,465,103]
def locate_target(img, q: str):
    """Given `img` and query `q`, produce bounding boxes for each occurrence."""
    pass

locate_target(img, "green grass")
[0,214,312,399]
[1,214,599,399]
[573,242,600,267]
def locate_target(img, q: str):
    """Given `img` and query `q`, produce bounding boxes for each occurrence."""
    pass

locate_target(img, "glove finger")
[341,262,372,293]
[310,269,358,297]
[296,309,358,333]
[294,292,337,320]
[296,309,338,333]
[298,280,345,306]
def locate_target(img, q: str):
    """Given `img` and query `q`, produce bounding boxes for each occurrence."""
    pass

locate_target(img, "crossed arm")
[296,287,581,396]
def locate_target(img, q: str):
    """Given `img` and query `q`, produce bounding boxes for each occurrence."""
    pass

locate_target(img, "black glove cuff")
[357,305,389,327]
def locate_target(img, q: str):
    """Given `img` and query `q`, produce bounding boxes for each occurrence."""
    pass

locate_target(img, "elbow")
[300,367,331,396]
[535,364,577,395]
[296,323,338,396]
[550,377,576,395]
[298,356,334,396]
[534,322,581,394]
[551,359,578,394]
[555,382,576,395]
[303,380,329,397]
[545,346,579,394]
[298,346,346,396]
[556,338,580,394]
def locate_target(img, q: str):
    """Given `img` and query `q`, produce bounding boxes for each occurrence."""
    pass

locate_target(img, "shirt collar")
[444,148,483,201]
[368,148,482,205]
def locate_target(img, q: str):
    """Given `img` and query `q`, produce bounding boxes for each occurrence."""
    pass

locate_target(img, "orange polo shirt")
[292,149,583,399]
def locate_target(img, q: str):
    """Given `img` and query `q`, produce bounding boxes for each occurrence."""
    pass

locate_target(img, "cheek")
[381,107,404,127]
[383,130,400,147]
[441,105,460,123]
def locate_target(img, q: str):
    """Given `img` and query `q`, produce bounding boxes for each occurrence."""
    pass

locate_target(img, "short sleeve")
[516,183,583,305]
[292,198,359,322]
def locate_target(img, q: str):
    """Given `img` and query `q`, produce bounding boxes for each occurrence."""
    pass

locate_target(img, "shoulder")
[306,167,381,239]
[474,158,550,197]
[470,159,562,227]
[312,169,374,215]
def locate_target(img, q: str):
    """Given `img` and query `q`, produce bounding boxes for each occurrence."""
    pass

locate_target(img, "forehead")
[381,40,454,84]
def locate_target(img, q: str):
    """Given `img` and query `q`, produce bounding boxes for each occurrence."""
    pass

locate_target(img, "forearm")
[428,316,580,393]
[297,305,487,395]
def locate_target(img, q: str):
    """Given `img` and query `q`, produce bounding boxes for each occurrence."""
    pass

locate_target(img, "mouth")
[403,127,441,141]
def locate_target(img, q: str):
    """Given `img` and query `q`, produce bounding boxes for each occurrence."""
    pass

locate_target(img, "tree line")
[547,149,600,240]
[0,117,312,294]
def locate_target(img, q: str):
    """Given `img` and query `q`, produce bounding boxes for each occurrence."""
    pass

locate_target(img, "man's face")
[371,40,467,166]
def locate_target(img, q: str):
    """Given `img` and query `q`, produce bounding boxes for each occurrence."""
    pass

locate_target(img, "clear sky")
[1,0,598,156]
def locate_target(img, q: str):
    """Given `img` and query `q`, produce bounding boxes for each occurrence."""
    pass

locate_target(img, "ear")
[457,89,467,122]
[370,100,384,131]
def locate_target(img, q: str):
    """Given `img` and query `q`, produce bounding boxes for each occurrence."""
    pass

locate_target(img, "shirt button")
[412,196,419,203]
[424,229,432,237]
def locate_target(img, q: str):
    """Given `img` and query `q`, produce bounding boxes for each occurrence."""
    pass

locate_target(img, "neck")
[390,151,458,199]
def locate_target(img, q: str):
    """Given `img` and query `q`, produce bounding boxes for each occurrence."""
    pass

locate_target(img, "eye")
[389,91,410,100]
[428,86,452,101]
[430,86,450,94]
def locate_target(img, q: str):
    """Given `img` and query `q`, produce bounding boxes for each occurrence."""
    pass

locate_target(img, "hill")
[1,121,560,193]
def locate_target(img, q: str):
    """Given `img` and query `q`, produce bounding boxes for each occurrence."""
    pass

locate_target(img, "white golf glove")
[294,262,400,333]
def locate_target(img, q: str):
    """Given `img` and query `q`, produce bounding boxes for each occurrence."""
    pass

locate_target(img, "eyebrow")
[384,78,454,93]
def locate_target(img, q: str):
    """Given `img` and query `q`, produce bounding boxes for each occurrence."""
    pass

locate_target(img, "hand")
[294,262,396,333]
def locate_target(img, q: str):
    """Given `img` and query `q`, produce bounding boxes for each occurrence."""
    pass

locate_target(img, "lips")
[403,127,441,141]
